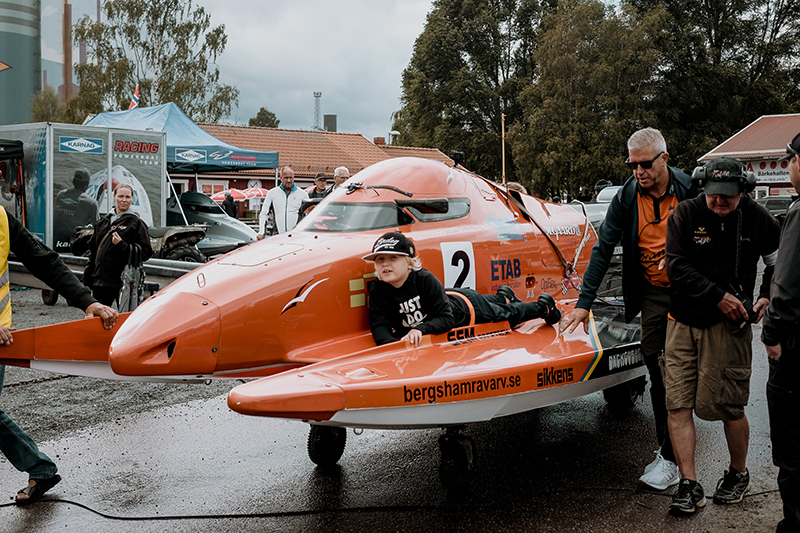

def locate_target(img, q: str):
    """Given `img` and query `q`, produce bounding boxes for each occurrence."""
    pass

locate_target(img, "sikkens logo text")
[537,366,574,387]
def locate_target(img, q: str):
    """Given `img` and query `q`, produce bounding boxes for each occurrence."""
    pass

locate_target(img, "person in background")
[664,156,779,515]
[222,191,237,218]
[0,206,117,505]
[257,167,309,238]
[762,133,800,533]
[506,182,528,194]
[53,168,100,251]
[308,173,329,199]
[591,179,613,203]
[83,183,153,306]
[330,166,350,193]
[561,127,699,492]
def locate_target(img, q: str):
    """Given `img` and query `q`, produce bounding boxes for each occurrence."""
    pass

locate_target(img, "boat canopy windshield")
[297,198,470,233]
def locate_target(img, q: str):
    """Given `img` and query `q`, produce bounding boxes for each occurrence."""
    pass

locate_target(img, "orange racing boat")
[1,157,643,488]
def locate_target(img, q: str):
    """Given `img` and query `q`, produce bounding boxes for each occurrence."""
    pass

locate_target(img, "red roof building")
[169,125,452,198]
[700,114,800,196]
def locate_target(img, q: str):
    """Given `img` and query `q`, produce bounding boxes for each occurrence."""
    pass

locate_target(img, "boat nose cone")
[110,292,221,376]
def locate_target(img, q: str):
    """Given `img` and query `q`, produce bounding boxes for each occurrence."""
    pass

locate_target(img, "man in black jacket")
[664,157,780,515]
[53,168,99,250]
[308,173,329,199]
[0,208,118,505]
[763,133,800,533]
[561,128,699,491]
[221,192,237,218]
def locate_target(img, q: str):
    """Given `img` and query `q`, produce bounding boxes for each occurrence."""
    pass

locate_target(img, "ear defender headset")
[691,157,756,193]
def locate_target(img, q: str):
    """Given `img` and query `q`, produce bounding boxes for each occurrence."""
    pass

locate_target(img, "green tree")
[627,0,800,170]
[394,0,549,181]
[70,0,239,122]
[30,83,66,122]
[249,107,280,128]
[512,0,664,198]
[398,0,800,198]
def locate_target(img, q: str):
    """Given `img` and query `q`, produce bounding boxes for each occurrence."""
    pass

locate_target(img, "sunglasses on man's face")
[625,151,664,170]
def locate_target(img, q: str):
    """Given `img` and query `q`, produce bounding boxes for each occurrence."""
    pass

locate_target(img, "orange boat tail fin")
[0,314,129,369]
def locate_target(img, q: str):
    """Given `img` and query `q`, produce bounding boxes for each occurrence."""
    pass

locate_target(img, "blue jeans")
[0,365,58,480]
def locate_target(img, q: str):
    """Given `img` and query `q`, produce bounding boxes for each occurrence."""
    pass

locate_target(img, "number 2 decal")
[451,250,470,287]
[441,242,476,289]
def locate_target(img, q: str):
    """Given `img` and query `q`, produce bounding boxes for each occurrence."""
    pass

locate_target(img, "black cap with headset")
[691,156,756,196]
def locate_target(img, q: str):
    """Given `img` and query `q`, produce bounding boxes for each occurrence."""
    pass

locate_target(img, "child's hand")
[402,329,423,347]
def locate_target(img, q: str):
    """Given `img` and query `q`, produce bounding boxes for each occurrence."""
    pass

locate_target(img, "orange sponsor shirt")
[637,192,679,287]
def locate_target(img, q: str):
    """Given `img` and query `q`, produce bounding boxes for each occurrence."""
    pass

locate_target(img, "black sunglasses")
[625,151,664,170]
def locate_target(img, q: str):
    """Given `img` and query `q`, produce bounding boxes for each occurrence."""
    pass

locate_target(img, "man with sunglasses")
[561,127,698,491]
[664,157,779,515]
[763,133,800,533]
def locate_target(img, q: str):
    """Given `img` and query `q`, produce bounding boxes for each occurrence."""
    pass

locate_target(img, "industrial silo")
[0,1,41,125]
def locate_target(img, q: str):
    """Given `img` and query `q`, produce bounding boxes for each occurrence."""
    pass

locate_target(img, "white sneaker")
[639,453,679,490]
[643,449,661,474]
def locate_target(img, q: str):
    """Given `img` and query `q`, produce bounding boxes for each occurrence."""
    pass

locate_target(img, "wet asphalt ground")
[0,287,785,532]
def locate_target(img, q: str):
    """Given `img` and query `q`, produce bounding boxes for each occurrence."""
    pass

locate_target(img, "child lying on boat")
[364,231,561,347]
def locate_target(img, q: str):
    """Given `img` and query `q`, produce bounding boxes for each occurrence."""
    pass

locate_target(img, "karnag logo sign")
[176,148,206,163]
[59,137,103,154]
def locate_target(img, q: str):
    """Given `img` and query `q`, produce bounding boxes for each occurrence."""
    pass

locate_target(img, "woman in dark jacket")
[84,183,153,305]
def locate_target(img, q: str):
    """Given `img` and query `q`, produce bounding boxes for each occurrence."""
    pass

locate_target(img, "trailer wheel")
[307,426,346,467]
[165,245,206,263]
[603,375,647,410]
[438,428,477,493]
[41,289,58,306]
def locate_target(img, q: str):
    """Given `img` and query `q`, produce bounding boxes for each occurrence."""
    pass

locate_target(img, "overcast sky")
[194,0,434,141]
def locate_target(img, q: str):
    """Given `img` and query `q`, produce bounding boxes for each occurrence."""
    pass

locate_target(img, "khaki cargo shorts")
[663,318,752,421]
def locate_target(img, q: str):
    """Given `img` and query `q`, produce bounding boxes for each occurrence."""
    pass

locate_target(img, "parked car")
[566,201,610,230]
[596,185,621,203]
[565,185,620,233]
[756,195,795,224]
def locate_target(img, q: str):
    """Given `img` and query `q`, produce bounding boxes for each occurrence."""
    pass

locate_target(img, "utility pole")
[501,113,506,185]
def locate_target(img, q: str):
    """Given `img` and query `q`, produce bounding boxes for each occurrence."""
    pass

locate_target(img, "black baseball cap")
[73,168,90,184]
[703,157,745,197]
[314,172,328,182]
[363,231,416,261]
[778,132,800,162]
